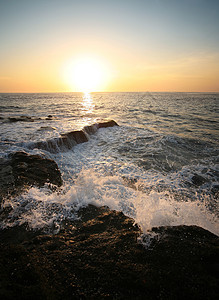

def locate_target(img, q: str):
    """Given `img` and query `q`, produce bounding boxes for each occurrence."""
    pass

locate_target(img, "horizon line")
[0,91,219,94]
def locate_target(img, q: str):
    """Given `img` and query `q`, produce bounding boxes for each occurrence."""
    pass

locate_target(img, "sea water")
[0,92,218,235]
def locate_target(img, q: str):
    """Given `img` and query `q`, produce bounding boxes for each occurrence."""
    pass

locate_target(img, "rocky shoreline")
[0,120,218,299]
[0,151,62,203]
[0,205,218,299]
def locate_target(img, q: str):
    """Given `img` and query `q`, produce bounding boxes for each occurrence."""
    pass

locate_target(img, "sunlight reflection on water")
[82,92,95,115]
[74,92,97,129]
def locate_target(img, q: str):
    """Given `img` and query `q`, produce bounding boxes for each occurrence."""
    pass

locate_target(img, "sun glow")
[63,56,109,92]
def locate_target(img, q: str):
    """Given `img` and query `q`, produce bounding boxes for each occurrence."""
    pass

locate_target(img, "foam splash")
[1,169,218,236]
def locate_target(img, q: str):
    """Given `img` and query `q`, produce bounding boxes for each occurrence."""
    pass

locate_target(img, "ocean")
[0,92,218,236]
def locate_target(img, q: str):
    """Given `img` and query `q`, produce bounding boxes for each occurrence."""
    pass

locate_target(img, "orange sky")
[0,0,219,93]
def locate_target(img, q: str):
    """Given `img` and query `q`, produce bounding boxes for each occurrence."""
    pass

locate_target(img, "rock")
[83,120,119,135]
[10,151,62,187]
[0,151,62,203]
[29,120,119,153]
[46,115,53,120]
[0,205,218,299]
[63,130,89,143]
[211,184,219,198]
[0,158,14,192]
[33,137,75,153]
[83,124,98,135]
[31,133,85,153]
[191,174,206,186]
[97,120,119,128]
[8,116,35,122]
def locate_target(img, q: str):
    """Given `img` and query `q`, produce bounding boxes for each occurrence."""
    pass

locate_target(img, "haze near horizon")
[0,0,219,93]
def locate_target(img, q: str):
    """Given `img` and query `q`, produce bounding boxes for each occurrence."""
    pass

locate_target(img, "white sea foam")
[2,169,218,236]
[0,92,218,237]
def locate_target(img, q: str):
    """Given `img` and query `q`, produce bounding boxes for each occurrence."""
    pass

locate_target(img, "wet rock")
[83,124,98,135]
[191,174,206,186]
[97,120,119,128]
[10,151,62,187]
[33,137,75,153]
[0,158,14,192]
[8,116,35,122]
[83,120,118,135]
[31,133,83,153]
[63,130,88,143]
[29,120,119,153]
[0,205,218,300]
[0,151,62,203]
[46,115,53,120]
[211,184,219,197]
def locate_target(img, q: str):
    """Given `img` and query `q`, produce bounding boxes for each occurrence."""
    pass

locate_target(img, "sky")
[0,0,219,92]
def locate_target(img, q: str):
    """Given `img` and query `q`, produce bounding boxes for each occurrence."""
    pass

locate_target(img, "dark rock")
[29,120,119,153]
[191,174,206,186]
[8,116,35,122]
[29,133,85,154]
[0,205,218,299]
[63,130,89,143]
[83,120,118,135]
[97,120,119,128]
[46,115,53,120]
[0,158,16,202]
[10,151,62,187]
[0,151,62,203]
[33,136,75,153]
[83,124,98,135]
[211,184,219,196]
[31,130,88,153]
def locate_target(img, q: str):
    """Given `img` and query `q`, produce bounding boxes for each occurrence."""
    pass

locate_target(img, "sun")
[63,56,109,92]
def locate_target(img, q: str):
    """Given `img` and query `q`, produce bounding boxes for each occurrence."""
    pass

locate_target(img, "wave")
[0,105,22,111]
[1,169,218,236]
